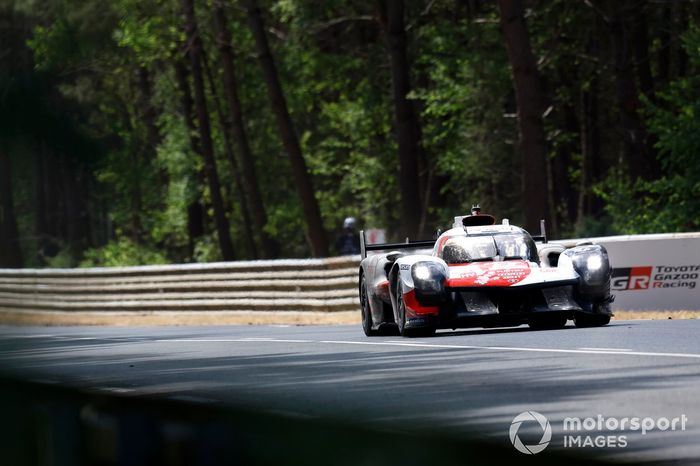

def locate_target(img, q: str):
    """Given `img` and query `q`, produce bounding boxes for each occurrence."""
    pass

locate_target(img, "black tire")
[528,314,568,330]
[396,281,436,338]
[574,312,611,328]
[360,274,379,336]
[396,281,408,336]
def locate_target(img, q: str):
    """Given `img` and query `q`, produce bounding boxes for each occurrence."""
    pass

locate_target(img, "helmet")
[343,217,357,230]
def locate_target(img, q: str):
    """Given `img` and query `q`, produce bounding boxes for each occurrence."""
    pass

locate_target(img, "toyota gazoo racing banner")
[566,233,700,311]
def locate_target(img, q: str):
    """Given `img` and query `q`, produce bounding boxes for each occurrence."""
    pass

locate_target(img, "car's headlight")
[587,255,603,271]
[413,263,433,281]
[411,261,446,285]
[411,261,447,301]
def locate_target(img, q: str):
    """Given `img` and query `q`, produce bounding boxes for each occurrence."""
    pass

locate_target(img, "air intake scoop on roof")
[462,214,496,227]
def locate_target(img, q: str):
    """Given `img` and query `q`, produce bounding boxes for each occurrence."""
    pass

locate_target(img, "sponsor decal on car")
[612,265,700,291]
[448,260,531,287]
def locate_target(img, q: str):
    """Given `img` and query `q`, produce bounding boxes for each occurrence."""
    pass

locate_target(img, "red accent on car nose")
[402,289,439,315]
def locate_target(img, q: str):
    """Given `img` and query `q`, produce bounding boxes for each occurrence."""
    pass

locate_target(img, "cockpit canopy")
[440,230,539,264]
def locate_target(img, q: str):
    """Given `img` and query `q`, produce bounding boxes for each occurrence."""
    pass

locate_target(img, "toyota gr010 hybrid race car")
[358,208,613,337]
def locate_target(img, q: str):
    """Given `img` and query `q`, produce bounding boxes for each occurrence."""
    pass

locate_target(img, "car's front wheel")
[396,281,436,338]
[396,281,408,336]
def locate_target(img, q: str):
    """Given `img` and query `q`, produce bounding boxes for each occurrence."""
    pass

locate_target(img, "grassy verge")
[0,310,360,326]
[613,310,700,320]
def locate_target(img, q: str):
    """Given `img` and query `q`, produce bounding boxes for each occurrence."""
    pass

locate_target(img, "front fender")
[561,244,612,300]
[389,255,448,308]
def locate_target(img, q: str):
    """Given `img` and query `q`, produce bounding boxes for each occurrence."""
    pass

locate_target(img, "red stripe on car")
[446,260,531,287]
[402,289,439,315]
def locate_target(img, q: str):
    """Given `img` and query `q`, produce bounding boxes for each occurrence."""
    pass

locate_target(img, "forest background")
[1,0,698,267]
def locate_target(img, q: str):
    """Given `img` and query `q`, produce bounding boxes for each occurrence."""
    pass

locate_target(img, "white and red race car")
[358,208,613,337]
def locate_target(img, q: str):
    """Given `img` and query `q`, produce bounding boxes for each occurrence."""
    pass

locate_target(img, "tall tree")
[497,0,550,233]
[0,151,23,267]
[201,54,259,259]
[181,0,235,260]
[657,3,671,85]
[137,67,161,152]
[245,0,329,257]
[577,33,601,229]
[173,58,207,259]
[377,0,425,240]
[610,1,658,181]
[633,3,654,101]
[213,0,278,258]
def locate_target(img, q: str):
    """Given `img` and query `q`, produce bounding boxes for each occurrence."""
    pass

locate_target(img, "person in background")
[335,217,360,255]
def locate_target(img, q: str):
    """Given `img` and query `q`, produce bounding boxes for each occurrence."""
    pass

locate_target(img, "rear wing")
[531,219,548,244]
[359,230,435,260]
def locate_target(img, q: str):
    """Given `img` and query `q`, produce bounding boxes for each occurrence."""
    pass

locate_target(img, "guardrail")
[1,232,699,321]
[0,256,361,316]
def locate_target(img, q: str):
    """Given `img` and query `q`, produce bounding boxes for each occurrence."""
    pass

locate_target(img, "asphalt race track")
[1,320,698,464]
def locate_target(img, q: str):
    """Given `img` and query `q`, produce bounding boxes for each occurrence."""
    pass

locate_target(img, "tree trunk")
[497,0,550,233]
[577,81,599,228]
[377,0,424,240]
[610,1,658,181]
[245,0,329,257]
[173,58,207,260]
[633,3,654,101]
[674,1,688,78]
[552,99,578,236]
[0,151,23,267]
[213,0,278,258]
[657,4,671,85]
[36,141,63,261]
[202,53,259,259]
[35,142,49,264]
[137,67,161,152]
[575,23,600,229]
[182,0,235,261]
[174,59,201,156]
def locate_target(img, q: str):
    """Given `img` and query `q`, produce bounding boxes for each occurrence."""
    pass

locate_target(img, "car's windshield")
[491,233,538,262]
[440,231,538,264]
[441,236,497,264]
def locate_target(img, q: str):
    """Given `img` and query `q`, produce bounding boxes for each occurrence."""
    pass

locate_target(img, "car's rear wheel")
[528,313,568,330]
[360,274,379,336]
[573,312,611,328]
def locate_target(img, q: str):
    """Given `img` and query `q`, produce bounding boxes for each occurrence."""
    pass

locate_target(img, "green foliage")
[192,235,223,263]
[45,247,81,268]
[601,26,700,233]
[80,238,168,267]
[3,0,699,268]
[113,0,182,65]
[411,7,520,227]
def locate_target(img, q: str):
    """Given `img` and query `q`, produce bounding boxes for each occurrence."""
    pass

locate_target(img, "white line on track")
[155,338,700,359]
[4,334,57,339]
[578,347,632,352]
[160,338,314,343]
[242,338,313,343]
